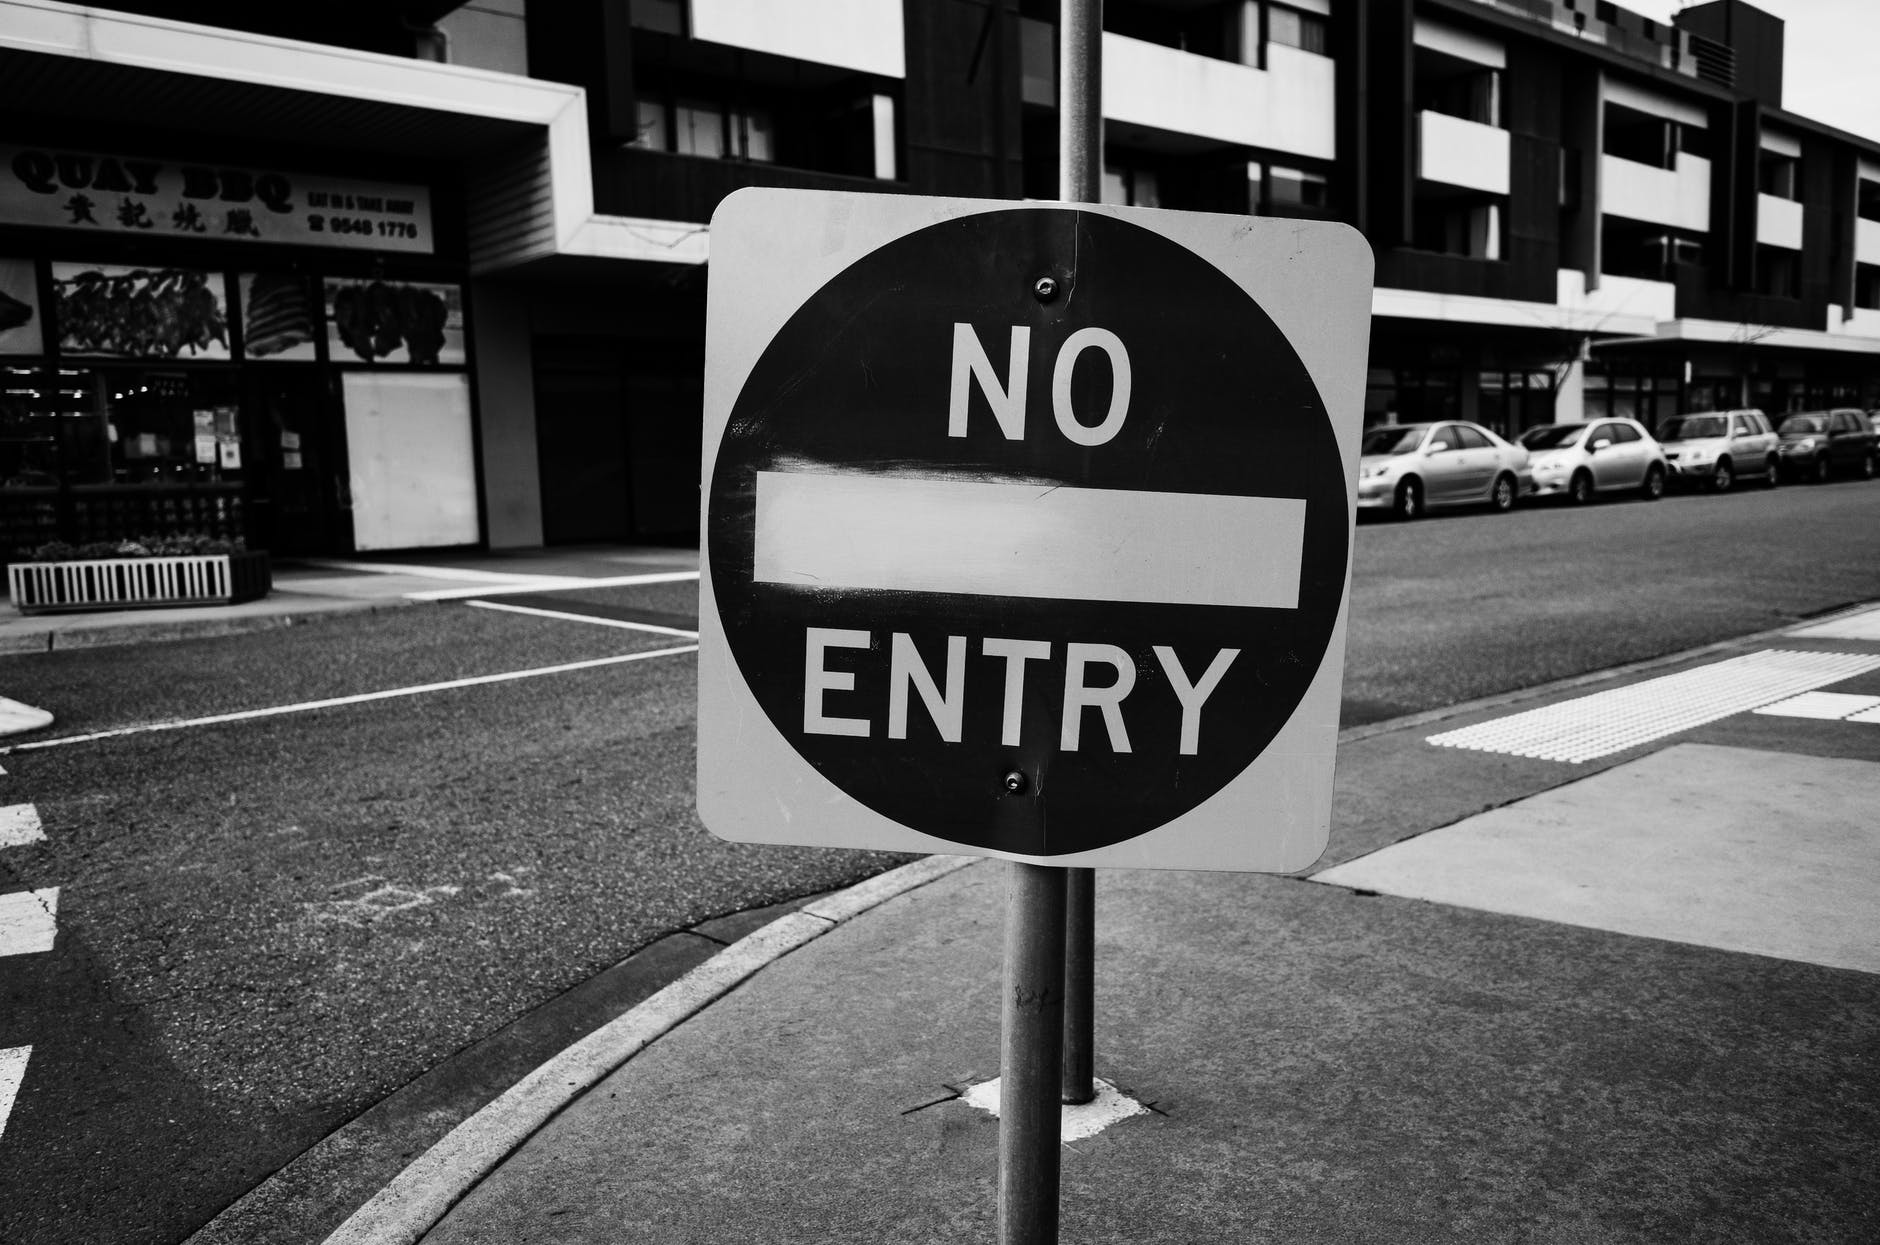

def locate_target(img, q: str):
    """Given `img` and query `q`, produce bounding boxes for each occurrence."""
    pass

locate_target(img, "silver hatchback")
[1519,418,1668,503]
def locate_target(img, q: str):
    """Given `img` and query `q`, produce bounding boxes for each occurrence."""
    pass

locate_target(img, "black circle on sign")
[709,208,1345,856]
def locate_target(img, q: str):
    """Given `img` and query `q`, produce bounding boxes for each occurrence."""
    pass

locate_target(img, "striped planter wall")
[8,553,271,615]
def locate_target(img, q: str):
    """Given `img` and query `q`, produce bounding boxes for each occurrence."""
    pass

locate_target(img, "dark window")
[1610,423,1642,443]
[627,0,684,36]
[1859,180,1880,224]
[1453,425,1491,450]
[1604,102,1674,169]
[1758,149,1800,200]
[1856,264,1880,310]
[1755,244,1799,298]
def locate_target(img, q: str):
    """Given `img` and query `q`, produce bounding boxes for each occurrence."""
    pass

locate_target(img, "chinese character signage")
[2,146,434,255]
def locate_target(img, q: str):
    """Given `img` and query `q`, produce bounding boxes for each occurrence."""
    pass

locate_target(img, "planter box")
[8,552,271,615]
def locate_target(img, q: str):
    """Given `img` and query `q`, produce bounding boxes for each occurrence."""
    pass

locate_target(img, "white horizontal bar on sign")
[748,473,1308,609]
[754,472,1305,609]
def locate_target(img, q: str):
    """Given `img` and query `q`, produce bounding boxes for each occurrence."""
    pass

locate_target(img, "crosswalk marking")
[1755,692,1880,721]
[0,1046,27,1142]
[0,803,43,850]
[0,888,58,957]
[1427,649,1880,763]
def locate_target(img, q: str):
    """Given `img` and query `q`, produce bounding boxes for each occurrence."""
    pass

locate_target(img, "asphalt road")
[2,476,1878,1244]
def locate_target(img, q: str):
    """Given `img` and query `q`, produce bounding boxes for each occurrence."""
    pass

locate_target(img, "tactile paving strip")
[1426,649,1880,763]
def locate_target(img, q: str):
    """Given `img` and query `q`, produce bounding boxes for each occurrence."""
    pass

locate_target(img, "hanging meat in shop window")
[328,279,451,364]
[52,265,229,358]
[0,285,30,333]
[242,273,315,358]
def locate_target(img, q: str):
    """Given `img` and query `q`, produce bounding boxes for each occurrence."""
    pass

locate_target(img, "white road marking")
[298,560,581,585]
[465,599,699,638]
[407,570,699,602]
[958,1077,1150,1142]
[755,471,1305,608]
[0,1046,28,1142]
[1788,607,1880,642]
[0,803,42,849]
[0,888,58,957]
[1754,692,1880,720]
[1427,649,1880,763]
[0,646,699,754]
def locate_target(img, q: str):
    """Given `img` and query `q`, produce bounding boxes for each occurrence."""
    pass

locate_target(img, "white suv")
[1657,409,1779,492]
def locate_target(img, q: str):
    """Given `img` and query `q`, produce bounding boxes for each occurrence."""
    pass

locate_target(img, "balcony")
[1858,217,1880,268]
[1756,193,1803,250]
[1417,111,1509,195]
[1021,19,1334,160]
[1601,153,1710,232]
[688,0,904,78]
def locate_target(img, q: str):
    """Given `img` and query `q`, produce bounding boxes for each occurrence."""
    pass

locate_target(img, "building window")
[1856,264,1880,311]
[1102,164,1160,208]
[627,0,684,36]
[633,97,775,163]
[1604,103,1675,169]
[1412,198,1503,259]
[1758,150,1800,201]
[1859,180,1880,224]
[1266,4,1329,56]
[1264,164,1329,214]
[1755,244,1799,298]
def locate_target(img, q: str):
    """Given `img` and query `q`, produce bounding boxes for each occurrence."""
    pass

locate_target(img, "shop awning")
[0,0,706,274]
[1594,319,1880,357]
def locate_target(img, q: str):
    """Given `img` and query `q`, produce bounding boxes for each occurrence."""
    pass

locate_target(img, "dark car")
[1777,409,1877,482]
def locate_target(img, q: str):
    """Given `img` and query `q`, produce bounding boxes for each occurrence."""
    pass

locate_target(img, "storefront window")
[61,368,243,486]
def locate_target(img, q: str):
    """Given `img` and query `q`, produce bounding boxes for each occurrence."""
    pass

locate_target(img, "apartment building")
[0,0,1874,557]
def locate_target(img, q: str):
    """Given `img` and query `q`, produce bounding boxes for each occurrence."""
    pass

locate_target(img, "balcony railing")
[1417,111,1509,195]
[1601,153,1711,233]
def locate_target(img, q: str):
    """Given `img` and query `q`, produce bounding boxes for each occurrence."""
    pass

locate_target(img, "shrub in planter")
[10,532,270,614]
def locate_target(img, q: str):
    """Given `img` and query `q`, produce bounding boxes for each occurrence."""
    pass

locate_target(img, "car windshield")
[1361,426,1425,455]
[1779,416,1827,435]
[1521,425,1585,450]
[1660,414,1728,440]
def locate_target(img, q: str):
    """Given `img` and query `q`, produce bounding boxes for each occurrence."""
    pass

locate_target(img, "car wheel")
[1394,477,1423,520]
[1813,456,1830,484]
[1863,454,1877,481]
[1566,470,1594,506]
[1767,457,1782,488]
[1641,464,1666,500]
[1489,473,1517,513]
[1711,459,1734,492]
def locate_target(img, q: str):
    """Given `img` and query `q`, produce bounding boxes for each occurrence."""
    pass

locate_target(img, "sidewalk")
[314,609,1880,1243]
[0,545,700,656]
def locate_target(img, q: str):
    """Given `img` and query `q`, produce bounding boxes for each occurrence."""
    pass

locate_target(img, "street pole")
[1058,0,1101,1110]
[1000,862,1067,1245]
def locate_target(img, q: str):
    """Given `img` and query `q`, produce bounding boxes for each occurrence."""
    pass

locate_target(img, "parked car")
[1356,421,1530,519]
[1776,409,1878,482]
[1518,418,1668,503]
[1656,409,1780,491]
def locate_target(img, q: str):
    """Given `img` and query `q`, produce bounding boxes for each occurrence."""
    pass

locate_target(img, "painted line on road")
[408,570,700,602]
[0,1046,28,1143]
[320,854,979,1245]
[0,887,58,957]
[0,646,699,755]
[298,560,584,586]
[0,803,42,849]
[465,600,699,638]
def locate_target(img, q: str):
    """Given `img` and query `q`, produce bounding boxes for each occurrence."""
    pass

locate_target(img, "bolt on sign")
[698,189,1372,871]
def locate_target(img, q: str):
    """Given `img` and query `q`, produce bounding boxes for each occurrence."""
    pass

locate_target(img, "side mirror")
[1591,439,1612,451]
[1425,441,1449,454]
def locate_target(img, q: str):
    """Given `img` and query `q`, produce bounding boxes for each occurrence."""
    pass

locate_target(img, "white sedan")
[1355,421,1531,519]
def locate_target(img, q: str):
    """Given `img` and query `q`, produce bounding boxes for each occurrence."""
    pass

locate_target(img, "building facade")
[1,0,1875,558]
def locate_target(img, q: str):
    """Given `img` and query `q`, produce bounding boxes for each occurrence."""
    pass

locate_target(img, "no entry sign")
[698,190,1371,871]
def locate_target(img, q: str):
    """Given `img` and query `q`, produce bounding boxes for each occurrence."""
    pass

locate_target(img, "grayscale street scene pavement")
[4,0,1880,1242]
[2,485,1877,1242]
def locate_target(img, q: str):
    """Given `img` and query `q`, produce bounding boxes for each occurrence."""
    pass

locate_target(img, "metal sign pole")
[1000,862,1067,1245]
[1057,0,1102,1111]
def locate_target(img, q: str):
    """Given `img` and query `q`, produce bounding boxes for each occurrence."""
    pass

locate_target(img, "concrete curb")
[319,853,979,1245]
[0,597,419,657]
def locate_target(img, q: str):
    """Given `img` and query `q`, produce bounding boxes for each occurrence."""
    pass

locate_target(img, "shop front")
[0,141,478,562]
